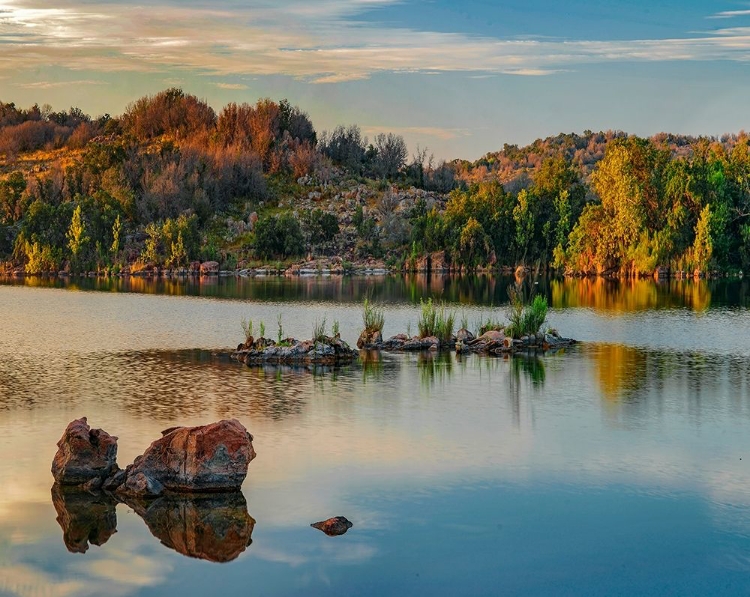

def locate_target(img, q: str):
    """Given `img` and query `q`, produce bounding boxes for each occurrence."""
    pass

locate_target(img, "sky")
[1,0,750,160]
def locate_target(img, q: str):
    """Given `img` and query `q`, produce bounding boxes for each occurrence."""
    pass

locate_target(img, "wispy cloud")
[708,9,750,19]
[19,79,109,89]
[2,1,750,85]
[215,82,248,90]
[501,68,570,76]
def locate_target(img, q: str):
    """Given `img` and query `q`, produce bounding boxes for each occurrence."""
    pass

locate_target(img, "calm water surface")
[0,275,749,596]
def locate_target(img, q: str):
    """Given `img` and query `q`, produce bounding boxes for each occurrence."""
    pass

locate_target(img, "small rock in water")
[311,516,353,536]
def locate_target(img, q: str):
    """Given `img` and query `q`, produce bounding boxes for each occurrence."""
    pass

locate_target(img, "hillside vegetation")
[1,88,749,276]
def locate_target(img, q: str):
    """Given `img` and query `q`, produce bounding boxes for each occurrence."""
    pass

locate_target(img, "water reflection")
[4,274,748,310]
[586,343,750,427]
[125,493,255,563]
[550,277,719,312]
[51,486,255,563]
[417,351,454,388]
[511,354,546,386]
[359,350,384,383]
[51,484,118,553]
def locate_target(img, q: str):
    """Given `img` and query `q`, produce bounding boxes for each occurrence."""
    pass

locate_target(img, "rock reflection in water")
[51,483,118,553]
[125,493,256,563]
[51,486,255,562]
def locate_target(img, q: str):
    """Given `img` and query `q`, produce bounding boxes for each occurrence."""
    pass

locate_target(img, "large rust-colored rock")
[51,418,119,487]
[124,493,255,562]
[51,484,118,553]
[116,419,255,496]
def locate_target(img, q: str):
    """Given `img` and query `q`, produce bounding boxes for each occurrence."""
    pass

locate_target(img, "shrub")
[254,213,304,259]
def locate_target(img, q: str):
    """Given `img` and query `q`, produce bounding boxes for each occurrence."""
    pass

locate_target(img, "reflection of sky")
[1,285,750,594]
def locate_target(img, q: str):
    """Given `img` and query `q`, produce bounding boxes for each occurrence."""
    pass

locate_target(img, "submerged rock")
[51,417,119,488]
[311,516,353,536]
[112,419,256,496]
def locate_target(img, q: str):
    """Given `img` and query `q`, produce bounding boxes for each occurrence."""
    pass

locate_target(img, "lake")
[0,274,749,596]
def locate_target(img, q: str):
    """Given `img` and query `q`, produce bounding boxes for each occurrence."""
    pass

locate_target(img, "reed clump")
[418,298,455,343]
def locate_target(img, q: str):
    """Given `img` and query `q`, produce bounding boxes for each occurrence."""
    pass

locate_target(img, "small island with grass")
[358,285,577,355]
[231,285,576,368]
[231,316,359,366]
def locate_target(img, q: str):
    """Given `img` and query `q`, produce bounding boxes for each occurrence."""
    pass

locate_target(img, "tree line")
[1,88,749,275]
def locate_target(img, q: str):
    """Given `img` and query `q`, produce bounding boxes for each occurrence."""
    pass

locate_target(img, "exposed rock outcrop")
[311,516,353,536]
[51,417,119,488]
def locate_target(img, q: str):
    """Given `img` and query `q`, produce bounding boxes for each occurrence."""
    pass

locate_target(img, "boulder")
[478,330,504,343]
[311,516,353,536]
[456,328,475,343]
[200,261,219,275]
[113,419,255,496]
[357,328,383,349]
[51,418,119,488]
[421,336,440,350]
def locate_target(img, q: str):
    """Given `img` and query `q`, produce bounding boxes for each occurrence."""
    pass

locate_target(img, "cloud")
[215,82,248,90]
[1,1,750,85]
[708,9,750,19]
[501,68,570,76]
[18,79,109,89]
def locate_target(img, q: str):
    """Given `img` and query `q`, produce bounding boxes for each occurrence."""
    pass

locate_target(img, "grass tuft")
[362,298,385,333]
[418,298,455,343]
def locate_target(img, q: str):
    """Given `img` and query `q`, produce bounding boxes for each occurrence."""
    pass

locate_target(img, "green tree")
[67,204,90,265]
[110,214,122,258]
[0,171,27,224]
[458,217,492,269]
[692,203,713,272]
[513,190,535,264]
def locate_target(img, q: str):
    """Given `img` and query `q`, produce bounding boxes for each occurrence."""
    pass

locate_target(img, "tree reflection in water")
[51,485,255,563]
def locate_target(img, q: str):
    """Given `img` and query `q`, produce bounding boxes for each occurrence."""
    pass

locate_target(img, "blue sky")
[1,0,750,159]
